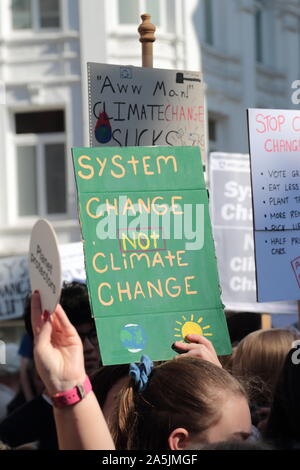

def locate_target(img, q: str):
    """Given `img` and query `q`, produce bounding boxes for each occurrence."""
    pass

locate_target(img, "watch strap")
[51,376,92,408]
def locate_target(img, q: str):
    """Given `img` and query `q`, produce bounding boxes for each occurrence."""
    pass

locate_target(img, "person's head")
[264,345,300,448]
[200,440,272,450]
[24,281,101,375]
[0,440,38,450]
[92,365,129,427]
[113,357,251,450]
[232,328,298,407]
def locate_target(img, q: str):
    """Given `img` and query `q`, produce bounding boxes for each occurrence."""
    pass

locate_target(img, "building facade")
[0,0,299,257]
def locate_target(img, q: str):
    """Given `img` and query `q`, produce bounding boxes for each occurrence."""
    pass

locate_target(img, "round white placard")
[28,219,62,313]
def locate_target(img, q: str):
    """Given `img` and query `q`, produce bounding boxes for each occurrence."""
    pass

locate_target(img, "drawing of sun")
[174,314,213,340]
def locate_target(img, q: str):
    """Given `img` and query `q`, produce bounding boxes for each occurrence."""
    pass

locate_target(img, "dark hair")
[92,365,129,408]
[264,346,300,449]
[200,440,272,450]
[113,357,247,450]
[24,281,93,339]
[225,311,262,345]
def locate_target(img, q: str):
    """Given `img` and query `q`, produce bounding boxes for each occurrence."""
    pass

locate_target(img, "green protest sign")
[72,146,231,364]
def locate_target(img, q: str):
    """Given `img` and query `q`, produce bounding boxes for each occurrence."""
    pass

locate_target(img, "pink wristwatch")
[51,376,92,408]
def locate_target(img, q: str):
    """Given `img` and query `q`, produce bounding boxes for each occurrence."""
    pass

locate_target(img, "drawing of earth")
[120,324,146,353]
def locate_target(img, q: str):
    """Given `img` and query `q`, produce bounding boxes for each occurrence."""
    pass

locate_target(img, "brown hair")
[92,364,129,408]
[232,329,298,406]
[112,357,247,450]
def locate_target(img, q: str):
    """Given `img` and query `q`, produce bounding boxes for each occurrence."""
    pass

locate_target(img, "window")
[39,0,60,28]
[12,0,32,29]
[14,110,67,218]
[44,143,66,214]
[255,0,276,67]
[145,0,160,27]
[117,0,177,32]
[15,110,65,134]
[165,0,176,33]
[255,8,263,63]
[17,145,38,216]
[208,119,217,143]
[12,0,60,31]
[203,0,213,45]
[118,0,139,24]
[208,117,222,152]
[208,115,228,153]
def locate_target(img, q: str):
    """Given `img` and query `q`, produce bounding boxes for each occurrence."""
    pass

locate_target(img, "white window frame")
[14,132,67,221]
[10,0,62,35]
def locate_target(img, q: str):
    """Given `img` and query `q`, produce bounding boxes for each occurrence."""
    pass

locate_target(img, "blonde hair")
[232,328,298,406]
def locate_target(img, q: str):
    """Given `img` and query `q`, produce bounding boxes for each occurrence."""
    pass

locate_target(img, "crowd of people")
[0,281,299,451]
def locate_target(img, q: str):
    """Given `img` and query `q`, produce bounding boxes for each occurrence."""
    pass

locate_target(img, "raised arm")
[31,291,115,450]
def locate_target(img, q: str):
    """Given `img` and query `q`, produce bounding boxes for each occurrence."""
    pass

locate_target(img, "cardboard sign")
[209,152,298,314]
[0,243,85,321]
[88,63,205,157]
[28,219,61,313]
[0,255,30,321]
[248,109,300,302]
[58,242,86,283]
[72,145,231,365]
[210,153,256,305]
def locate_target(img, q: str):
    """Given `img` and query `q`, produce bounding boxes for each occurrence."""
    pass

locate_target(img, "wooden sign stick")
[138,13,156,68]
[261,313,271,329]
